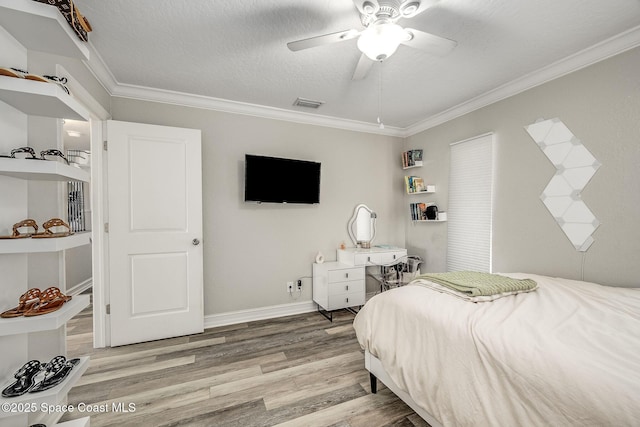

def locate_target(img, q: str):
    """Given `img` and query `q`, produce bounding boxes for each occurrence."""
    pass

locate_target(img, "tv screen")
[244,155,321,204]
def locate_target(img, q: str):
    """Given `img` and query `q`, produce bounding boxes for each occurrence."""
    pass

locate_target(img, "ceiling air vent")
[293,97,324,109]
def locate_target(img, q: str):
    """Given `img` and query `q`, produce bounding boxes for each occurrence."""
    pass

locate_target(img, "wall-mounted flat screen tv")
[244,154,321,204]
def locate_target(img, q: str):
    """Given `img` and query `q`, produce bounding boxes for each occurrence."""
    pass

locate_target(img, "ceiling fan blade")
[287,29,360,52]
[352,53,374,80]
[401,28,457,56]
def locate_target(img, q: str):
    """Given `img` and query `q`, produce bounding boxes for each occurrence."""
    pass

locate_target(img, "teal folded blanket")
[416,271,537,297]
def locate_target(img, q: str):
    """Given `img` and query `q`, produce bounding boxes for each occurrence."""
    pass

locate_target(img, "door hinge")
[106,304,110,315]
[103,140,108,151]
[104,223,109,233]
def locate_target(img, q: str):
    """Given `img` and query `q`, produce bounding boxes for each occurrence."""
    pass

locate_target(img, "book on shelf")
[404,176,425,193]
[402,149,424,168]
[410,202,436,220]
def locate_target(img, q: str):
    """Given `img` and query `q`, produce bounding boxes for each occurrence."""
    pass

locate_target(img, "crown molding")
[82,44,404,137]
[404,24,640,137]
[82,25,640,139]
[111,82,406,137]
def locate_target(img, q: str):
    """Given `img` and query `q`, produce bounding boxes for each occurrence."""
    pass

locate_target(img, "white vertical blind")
[447,133,494,272]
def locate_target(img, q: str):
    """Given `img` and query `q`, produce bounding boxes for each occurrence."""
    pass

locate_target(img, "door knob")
[192,238,200,246]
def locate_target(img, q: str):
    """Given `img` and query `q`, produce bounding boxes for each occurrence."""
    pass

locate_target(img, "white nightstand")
[312,261,365,321]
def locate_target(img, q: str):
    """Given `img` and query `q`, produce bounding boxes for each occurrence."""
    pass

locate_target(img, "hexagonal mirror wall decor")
[525,118,601,251]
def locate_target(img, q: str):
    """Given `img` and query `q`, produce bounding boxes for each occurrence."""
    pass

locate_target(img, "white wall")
[405,46,640,287]
[110,98,405,314]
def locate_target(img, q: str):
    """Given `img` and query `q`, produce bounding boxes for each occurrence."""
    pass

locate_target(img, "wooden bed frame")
[365,349,443,427]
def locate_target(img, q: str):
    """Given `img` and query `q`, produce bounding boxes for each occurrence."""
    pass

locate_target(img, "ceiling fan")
[287,0,457,80]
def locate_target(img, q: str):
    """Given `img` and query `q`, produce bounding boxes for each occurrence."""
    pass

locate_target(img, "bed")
[353,273,640,426]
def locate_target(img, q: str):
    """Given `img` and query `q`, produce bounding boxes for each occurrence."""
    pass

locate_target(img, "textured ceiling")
[74,0,640,130]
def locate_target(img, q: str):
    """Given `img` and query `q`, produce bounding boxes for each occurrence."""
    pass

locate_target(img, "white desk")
[312,246,407,321]
[337,246,407,266]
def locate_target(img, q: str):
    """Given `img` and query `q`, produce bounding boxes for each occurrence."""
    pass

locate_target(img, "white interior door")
[107,120,203,346]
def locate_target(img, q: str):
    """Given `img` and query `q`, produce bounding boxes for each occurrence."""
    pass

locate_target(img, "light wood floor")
[61,304,428,427]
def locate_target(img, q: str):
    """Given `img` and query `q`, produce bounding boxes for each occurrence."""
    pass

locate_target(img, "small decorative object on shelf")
[402,149,423,168]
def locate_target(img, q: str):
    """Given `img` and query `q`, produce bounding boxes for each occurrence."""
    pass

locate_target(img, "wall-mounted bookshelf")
[401,149,423,169]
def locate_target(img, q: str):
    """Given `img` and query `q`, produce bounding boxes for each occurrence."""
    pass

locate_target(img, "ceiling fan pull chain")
[377,62,385,129]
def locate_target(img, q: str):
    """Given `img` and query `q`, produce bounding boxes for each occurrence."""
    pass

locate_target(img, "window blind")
[447,133,494,272]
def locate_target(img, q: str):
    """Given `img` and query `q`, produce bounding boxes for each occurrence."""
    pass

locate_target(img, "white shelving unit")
[0,232,91,254]
[403,150,445,222]
[0,295,90,337]
[0,157,90,181]
[0,2,92,425]
[0,77,89,121]
[0,0,89,60]
[408,190,435,195]
[57,417,91,427]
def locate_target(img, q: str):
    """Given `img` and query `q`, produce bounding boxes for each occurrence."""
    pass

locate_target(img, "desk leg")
[317,304,333,322]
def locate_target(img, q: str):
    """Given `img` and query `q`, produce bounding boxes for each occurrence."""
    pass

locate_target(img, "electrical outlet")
[297,279,302,291]
[286,282,294,293]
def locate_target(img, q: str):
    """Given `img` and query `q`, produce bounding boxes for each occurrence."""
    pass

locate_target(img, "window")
[447,133,494,272]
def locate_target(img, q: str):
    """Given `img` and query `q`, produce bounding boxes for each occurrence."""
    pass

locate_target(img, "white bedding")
[353,273,640,426]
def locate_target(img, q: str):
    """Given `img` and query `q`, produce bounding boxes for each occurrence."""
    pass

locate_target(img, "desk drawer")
[328,267,364,283]
[355,253,380,265]
[328,279,364,295]
[380,250,406,264]
[328,291,365,310]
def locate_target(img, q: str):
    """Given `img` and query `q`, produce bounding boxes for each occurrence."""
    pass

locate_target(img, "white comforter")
[353,273,640,426]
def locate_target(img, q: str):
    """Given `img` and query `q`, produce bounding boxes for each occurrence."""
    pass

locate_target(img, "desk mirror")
[348,204,377,248]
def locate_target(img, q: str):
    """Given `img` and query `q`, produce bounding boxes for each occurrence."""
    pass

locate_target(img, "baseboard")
[204,300,317,329]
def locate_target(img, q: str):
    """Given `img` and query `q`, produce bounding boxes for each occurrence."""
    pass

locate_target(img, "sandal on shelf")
[40,149,70,165]
[24,73,70,95]
[29,356,79,393]
[0,219,40,239]
[31,218,73,238]
[0,288,41,318]
[0,146,39,159]
[0,67,27,78]
[23,286,72,317]
[1,360,42,397]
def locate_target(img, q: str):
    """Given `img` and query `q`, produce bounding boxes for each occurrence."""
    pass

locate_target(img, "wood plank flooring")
[61,304,428,427]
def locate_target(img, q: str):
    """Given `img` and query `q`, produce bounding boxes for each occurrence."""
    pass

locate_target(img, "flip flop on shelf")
[31,218,74,238]
[24,73,71,95]
[0,146,39,159]
[0,67,28,78]
[23,287,72,317]
[0,219,40,239]
[29,356,80,393]
[40,149,70,164]
[1,360,42,397]
[0,288,41,318]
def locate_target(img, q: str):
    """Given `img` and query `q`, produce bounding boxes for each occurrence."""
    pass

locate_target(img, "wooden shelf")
[0,356,89,419]
[0,158,90,182]
[0,232,91,254]
[402,165,422,170]
[0,295,89,337]
[0,77,89,121]
[0,0,89,60]
[413,219,447,223]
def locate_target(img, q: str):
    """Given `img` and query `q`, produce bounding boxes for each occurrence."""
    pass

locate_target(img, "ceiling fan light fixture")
[357,21,410,61]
